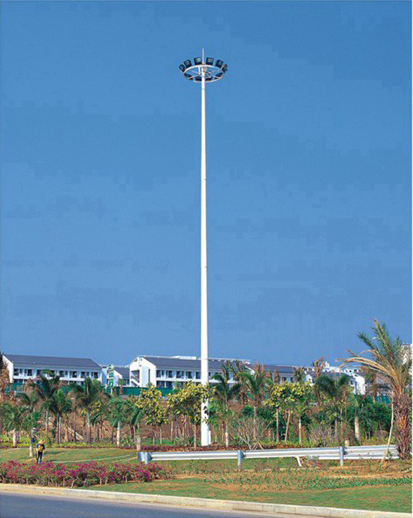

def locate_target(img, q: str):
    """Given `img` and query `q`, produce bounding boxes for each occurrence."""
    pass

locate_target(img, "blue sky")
[1,1,411,366]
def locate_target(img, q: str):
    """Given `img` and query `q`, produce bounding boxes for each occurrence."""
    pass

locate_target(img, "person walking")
[35,440,45,463]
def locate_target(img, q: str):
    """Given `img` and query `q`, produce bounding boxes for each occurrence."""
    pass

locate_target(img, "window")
[71,371,78,378]
[157,381,165,388]
[59,371,64,377]
[186,371,193,379]
[176,371,183,379]
[282,377,286,382]
[166,381,172,388]
[93,372,98,379]
[13,368,19,376]
[195,372,201,379]
[156,370,165,378]
[27,369,33,377]
[81,372,86,378]
[167,370,173,378]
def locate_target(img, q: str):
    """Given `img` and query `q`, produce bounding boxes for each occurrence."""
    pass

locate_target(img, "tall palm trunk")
[276,409,280,442]
[224,421,229,449]
[193,424,197,450]
[136,429,142,452]
[86,409,91,445]
[116,420,121,447]
[284,411,291,442]
[45,410,49,439]
[393,393,411,459]
[253,405,257,442]
[56,415,60,445]
[354,415,360,442]
[12,429,19,447]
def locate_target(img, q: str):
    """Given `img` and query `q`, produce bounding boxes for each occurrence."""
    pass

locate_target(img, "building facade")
[129,355,248,388]
[3,354,103,385]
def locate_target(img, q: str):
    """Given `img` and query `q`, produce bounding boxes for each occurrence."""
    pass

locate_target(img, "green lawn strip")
[0,448,135,463]
[89,479,412,513]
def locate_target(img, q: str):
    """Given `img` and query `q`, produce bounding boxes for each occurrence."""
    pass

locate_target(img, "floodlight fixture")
[178,50,228,447]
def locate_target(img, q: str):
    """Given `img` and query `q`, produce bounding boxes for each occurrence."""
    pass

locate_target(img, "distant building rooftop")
[138,355,248,370]
[4,354,101,370]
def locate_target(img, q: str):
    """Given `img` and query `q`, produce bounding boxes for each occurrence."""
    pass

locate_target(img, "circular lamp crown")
[179,55,229,83]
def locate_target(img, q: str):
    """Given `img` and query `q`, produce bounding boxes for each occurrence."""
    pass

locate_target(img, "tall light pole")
[179,52,229,446]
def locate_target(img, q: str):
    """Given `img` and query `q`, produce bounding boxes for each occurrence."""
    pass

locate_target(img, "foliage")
[136,384,167,433]
[342,320,412,458]
[0,460,167,487]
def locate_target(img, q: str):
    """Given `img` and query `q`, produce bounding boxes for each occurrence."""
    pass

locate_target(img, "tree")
[0,401,41,448]
[311,356,325,408]
[315,374,351,441]
[50,389,72,444]
[17,388,39,456]
[32,372,61,440]
[237,364,270,440]
[342,320,412,459]
[136,385,167,444]
[167,383,208,449]
[268,369,281,441]
[211,362,240,447]
[266,381,313,443]
[70,378,107,445]
[293,367,305,384]
[108,397,129,446]
[124,396,143,450]
[361,366,378,403]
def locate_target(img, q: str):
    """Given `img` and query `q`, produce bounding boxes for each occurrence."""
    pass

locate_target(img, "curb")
[0,483,410,518]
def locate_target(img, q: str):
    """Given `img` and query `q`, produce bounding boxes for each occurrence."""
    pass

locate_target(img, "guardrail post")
[237,450,244,470]
[138,452,152,465]
[339,446,344,466]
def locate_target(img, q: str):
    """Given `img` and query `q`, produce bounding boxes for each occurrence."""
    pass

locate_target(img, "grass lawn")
[90,478,412,513]
[0,447,136,463]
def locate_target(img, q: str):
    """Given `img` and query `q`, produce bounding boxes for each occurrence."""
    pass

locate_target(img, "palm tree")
[70,377,107,445]
[315,374,351,441]
[17,389,39,456]
[293,367,305,384]
[342,320,412,459]
[361,366,378,403]
[32,372,61,440]
[211,362,240,447]
[266,369,280,441]
[108,397,128,446]
[312,356,325,408]
[50,389,72,444]
[238,364,270,441]
[123,397,142,451]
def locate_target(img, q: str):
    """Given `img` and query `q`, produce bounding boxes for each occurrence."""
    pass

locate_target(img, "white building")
[304,362,366,395]
[101,365,130,387]
[3,354,103,385]
[129,355,248,388]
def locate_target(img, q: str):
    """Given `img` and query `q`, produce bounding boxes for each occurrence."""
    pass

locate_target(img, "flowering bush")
[0,460,166,487]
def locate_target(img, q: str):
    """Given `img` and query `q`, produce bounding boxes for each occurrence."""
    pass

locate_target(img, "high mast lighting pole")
[179,52,229,446]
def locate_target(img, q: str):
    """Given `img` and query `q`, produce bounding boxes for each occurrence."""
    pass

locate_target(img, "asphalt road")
[0,492,294,518]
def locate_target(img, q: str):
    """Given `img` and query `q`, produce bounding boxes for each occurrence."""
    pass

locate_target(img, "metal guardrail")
[138,445,398,467]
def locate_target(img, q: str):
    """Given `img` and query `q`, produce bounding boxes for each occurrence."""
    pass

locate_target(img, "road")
[0,492,296,518]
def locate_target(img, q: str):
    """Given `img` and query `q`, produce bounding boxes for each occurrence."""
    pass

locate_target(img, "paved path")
[0,492,292,518]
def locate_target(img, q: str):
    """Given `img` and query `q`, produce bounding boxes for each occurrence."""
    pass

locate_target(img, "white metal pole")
[200,66,210,446]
